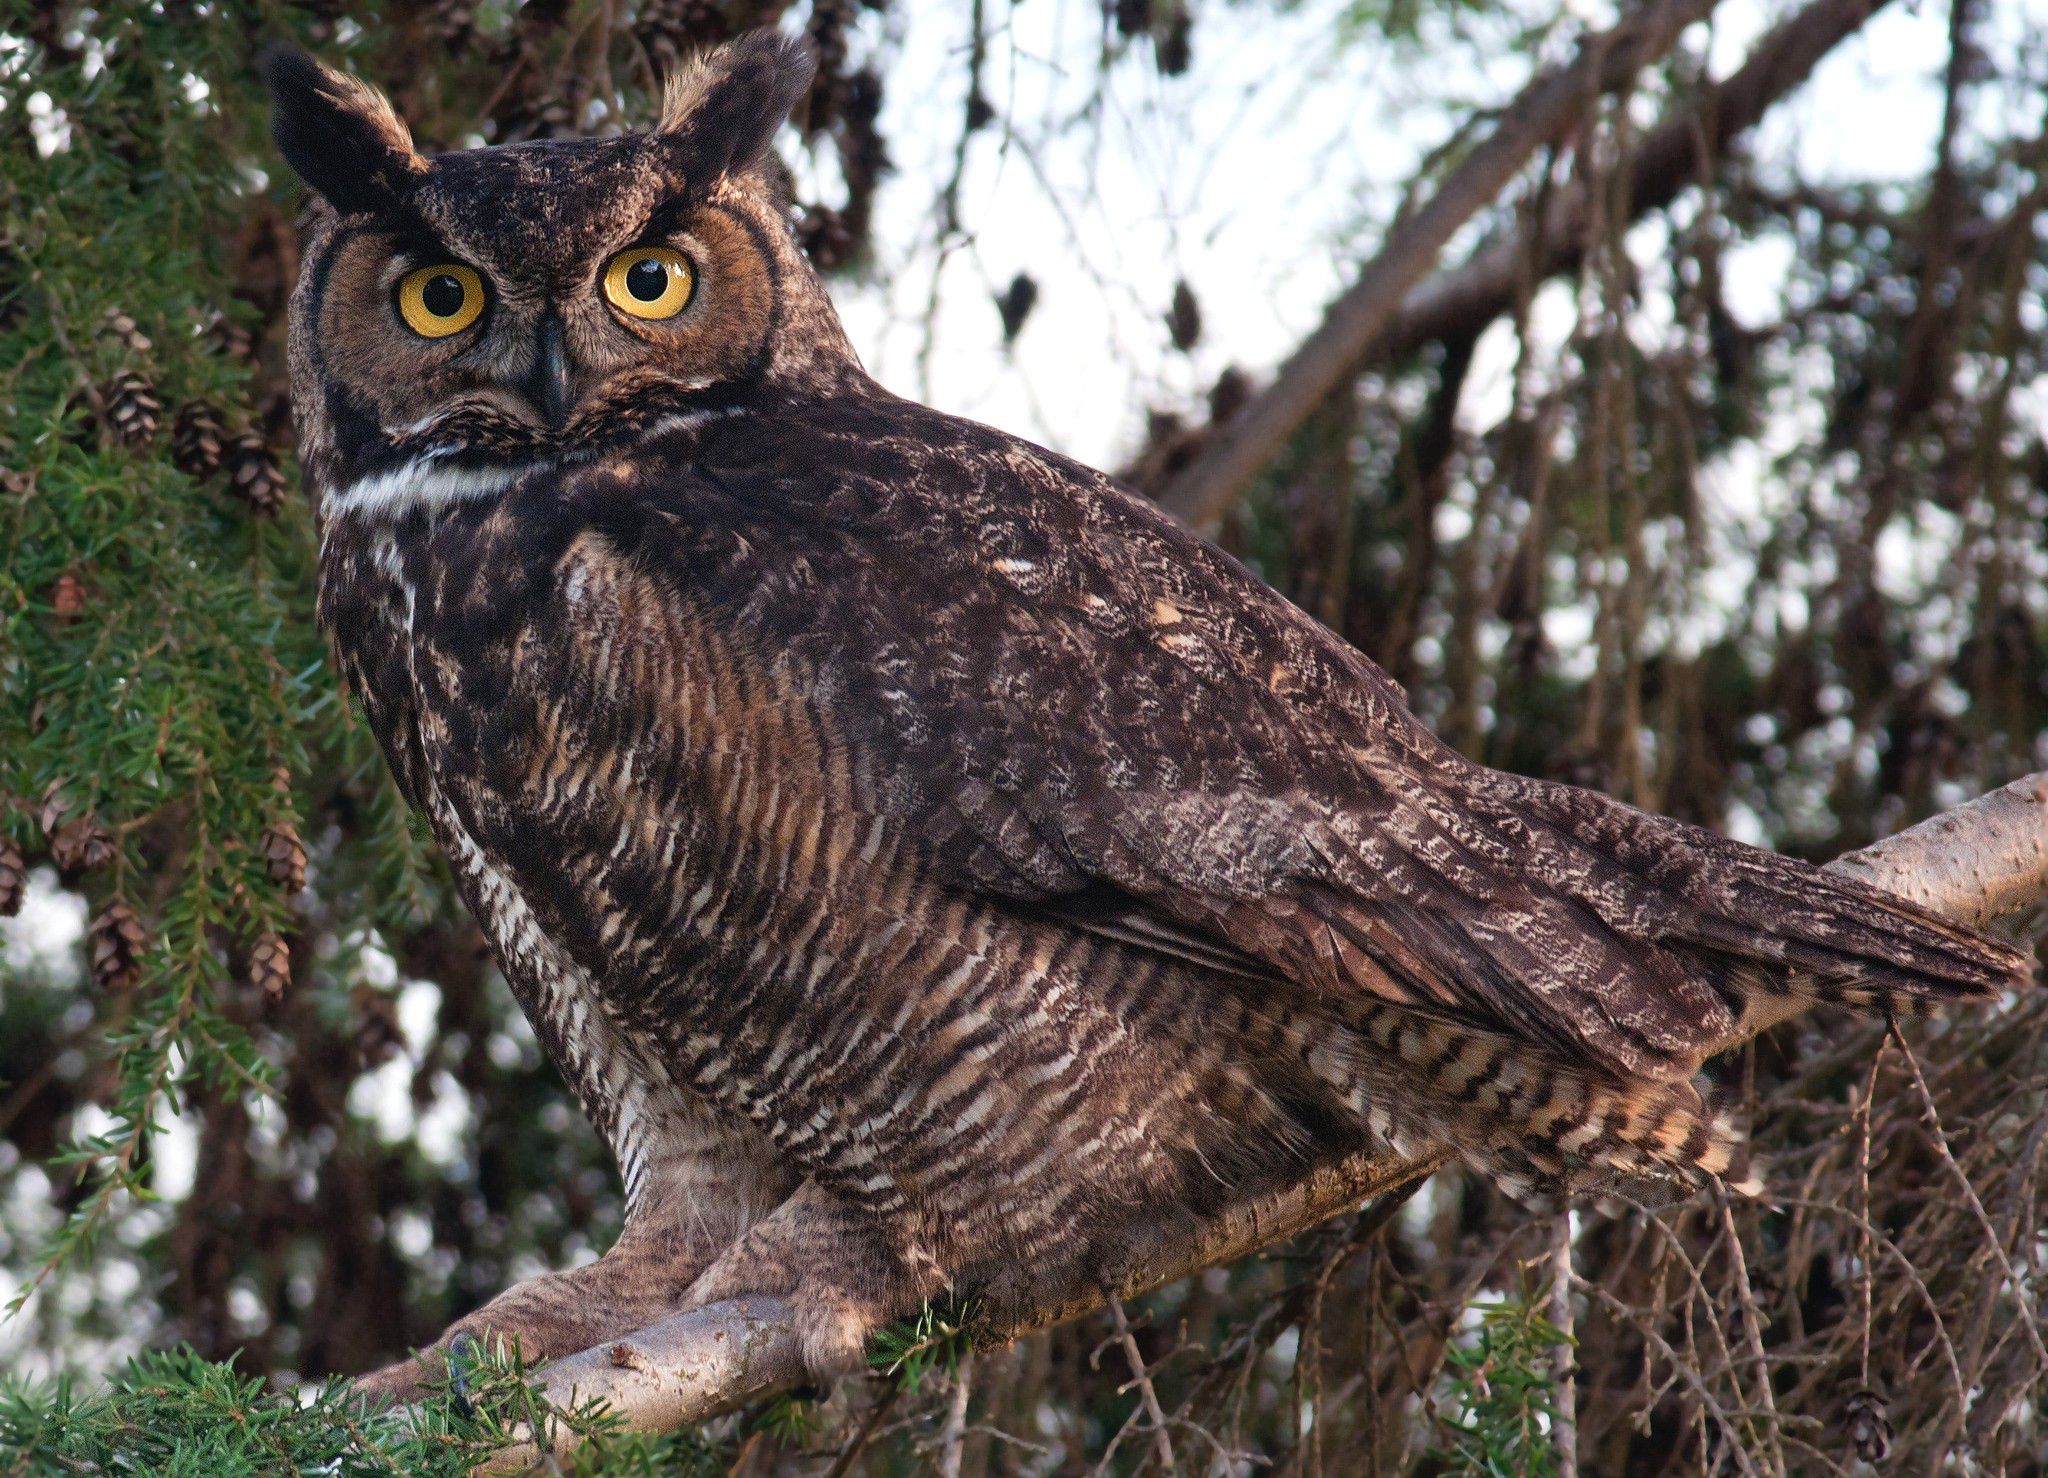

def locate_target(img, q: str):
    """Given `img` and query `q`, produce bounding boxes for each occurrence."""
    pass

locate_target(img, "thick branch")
[484,772,2048,1468]
[1158,0,1891,531]
[1827,772,2048,931]
[1154,0,1718,530]
[1379,0,1893,381]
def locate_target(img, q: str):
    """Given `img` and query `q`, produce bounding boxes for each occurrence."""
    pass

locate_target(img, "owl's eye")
[396,264,485,338]
[603,247,694,321]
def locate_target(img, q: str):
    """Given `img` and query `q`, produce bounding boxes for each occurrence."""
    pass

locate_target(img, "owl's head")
[267,32,857,514]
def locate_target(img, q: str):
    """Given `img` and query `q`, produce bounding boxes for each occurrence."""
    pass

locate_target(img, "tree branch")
[1827,772,2048,931]
[1157,0,1893,531]
[1378,0,1893,394]
[479,772,2048,1469]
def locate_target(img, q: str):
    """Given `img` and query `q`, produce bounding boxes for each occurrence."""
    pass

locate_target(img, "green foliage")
[0,1345,503,1477]
[748,1389,821,1447]
[1,3,321,1302]
[1430,1290,1570,1478]
[867,1294,979,1393]
[0,1340,728,1477]
[0,0,601,1390]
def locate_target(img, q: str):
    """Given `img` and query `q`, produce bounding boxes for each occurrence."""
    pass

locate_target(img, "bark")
[1380,0,1894,387]
[1827,771,2048,931]
[1158,0,1895,531]
[479,771,2048,1469]
[1153,0,1720,530]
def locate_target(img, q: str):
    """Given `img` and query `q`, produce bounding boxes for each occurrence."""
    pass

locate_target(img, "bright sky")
[808,0,2045,469]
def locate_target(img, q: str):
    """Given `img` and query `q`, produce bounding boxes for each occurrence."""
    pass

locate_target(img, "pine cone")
[261,821,307,894]
[250,931,291,1001]
[102,370,161,451]
[1155,6,1192,75]
[1166,279,1202,352]
[200,312,256,362]
[49,814,114,874]
[995,273,1039,344]
[172,402,228,477]
[1208,366,1251,423]
[1845,1389,1892,1463]
[89,899,147,992]
[227,433,286,516]
[354,987,404,1066]
[100,307,153,355]
[38,780,71,838]
[0,838,25,917]
[51,570,87,617]
[798,204,855,272]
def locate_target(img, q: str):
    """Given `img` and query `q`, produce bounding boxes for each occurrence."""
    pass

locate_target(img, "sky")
[808,0,2045,470]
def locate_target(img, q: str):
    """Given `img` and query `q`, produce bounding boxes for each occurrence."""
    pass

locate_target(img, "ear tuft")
[657,29,816,183]
[262,46,427,216]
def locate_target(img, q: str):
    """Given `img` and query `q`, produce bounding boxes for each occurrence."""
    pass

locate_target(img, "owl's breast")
[317,488,752,1206]
[316,507,441,811]
[340,479,866,1025]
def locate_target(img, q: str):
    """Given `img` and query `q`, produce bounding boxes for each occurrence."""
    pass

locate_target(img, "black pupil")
[421,273,466,318]
[626,257,670,302]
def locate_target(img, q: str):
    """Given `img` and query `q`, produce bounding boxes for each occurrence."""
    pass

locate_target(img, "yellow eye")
[603,247,694,320]
[396,264,485,338]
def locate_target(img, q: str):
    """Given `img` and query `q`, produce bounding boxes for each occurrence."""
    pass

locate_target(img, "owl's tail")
[1285,766,2034,1196]
[1475,767,2034,1029]
[1285,756,2030,1123]
[1336,1001,1757,1196]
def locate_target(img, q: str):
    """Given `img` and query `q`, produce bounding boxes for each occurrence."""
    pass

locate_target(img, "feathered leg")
[352,1213,723,1401]
[679,1177,934,1381]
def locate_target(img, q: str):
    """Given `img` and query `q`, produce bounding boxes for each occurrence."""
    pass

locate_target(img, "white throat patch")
[323,457,536,521]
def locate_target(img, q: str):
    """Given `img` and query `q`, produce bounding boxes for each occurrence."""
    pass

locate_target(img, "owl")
[266,34,2031,1397]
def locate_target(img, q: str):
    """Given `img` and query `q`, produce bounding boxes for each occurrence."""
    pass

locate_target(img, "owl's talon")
[794,1295,876,1384]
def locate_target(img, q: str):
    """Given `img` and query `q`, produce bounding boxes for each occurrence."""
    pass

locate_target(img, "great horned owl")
[266,35,2031,1394]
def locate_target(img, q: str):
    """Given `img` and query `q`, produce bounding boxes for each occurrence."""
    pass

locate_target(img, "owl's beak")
[522,313,575,429]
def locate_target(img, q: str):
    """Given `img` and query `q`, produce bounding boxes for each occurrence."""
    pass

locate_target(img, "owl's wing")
[664,402,2026,1084]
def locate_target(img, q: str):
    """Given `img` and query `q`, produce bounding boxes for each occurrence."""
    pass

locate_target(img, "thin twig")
[1856,1040,1885,1390]
[934,1358,972,1478]
[822,1384,901,1478]
[1887,1018,2048,1368]
[1717,1191,1787,1478]
[1572,1273,1767,1478]
[1106,1292,1177,1476]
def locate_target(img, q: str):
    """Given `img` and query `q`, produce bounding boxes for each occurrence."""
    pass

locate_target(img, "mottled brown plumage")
[266,34,2033,1394]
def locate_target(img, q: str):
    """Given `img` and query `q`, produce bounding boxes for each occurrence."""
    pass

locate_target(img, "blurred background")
[2,0,2045,1471]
